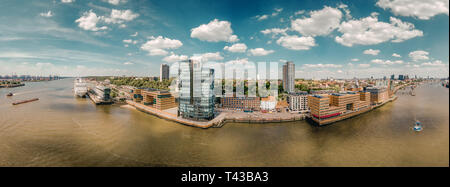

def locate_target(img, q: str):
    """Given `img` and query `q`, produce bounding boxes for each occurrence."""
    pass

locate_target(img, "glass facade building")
[178,60,215,120]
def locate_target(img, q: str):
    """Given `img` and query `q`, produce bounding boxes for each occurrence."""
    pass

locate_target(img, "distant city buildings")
[287,91,309,112]
[398,75,409,80]
[0,75,60,81]
[178,59,215,120]
[283,61,295,93]
[160,64,170,82]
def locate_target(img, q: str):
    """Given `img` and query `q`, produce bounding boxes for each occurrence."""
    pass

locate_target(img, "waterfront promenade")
[126,100,306,129]
[125,83,417,128]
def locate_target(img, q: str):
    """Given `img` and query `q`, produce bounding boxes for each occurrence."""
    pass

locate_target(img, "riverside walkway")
[126,100,306,129]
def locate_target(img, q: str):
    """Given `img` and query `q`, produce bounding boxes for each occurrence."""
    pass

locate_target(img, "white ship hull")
[74,78,88,98]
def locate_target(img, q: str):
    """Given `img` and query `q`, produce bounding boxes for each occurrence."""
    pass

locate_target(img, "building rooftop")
[289,91,308,96]
[312,95,324,98]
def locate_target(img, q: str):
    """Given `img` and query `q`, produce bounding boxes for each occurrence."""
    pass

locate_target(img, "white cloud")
[145,48,167,56]
[261,28,288,38]
[123,39,137,44]
[163,52,188,63]
[294,10,305,16]
[291,6,342,36]
[102,0,127,5]
[123,61,133,65]
[102,9,139,25]
[224,43,247,53]
[225,58,250,66]
[140,36,183,56]
[304,64,343,68]
[40,11,53,18]
[61,0,75,3]
[359,64,371,68]
[75,10,107,31]
[351,58,359,62]
[190,19,238,42]
[131,32,138,37]
[392,53,402,57]
[335,14,423,46]
[409,50,429,61]
[248,48,274,56]
[376,0,449,20]
[224,58,255,69]
[272,8,283,16]
[371,59,404,65]
[255,8,283,21]
[255,15,269,21]
[276,35,316,50]
[363,49,380,55]
[338,4,352,20]
[421,60,446,67]
[191,52,224,62]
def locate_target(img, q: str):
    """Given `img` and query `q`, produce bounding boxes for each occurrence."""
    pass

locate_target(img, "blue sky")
[0,0,448,78]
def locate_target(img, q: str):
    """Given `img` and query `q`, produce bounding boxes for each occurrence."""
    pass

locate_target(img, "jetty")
[87,92,113,105]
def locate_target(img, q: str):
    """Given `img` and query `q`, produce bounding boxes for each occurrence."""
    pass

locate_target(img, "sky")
[0,0,449,79]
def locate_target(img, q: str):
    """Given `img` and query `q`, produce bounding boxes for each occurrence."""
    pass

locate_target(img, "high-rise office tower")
[160,64,170,82]
[178,59,215,120]
[283,61,295,93]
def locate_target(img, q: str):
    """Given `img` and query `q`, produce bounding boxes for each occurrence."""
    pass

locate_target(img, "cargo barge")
[12,98,39,105]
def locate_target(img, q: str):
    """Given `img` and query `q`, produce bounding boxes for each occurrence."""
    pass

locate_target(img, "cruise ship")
[74,78,88,98]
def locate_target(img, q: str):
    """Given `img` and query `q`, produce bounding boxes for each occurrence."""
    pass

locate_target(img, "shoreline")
[126,100,307,129]
[121,83,416,129]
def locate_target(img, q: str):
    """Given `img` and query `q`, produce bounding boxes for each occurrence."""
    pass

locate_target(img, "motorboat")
[413,120,423,132]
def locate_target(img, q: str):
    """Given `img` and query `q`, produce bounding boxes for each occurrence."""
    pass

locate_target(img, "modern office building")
[391,74,395,80]
[365,87,389,105]
[398,75,405,80]
[221,97,260,111]
[287,91,309,112]
[132,88,176,110]
[178,59,215,120]
[308,92,371,125]
[283,61,295,93]
[160,63,170,82]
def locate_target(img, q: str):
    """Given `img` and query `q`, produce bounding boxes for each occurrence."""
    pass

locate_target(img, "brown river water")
[0,78,448,166]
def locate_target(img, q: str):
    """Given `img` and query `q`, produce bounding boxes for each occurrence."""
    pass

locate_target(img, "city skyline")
[0,0,449,79]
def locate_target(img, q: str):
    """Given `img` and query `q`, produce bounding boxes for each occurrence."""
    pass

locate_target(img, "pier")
[87,92,113,105]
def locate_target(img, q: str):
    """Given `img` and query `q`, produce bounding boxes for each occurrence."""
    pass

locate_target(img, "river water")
[0,78,448,166]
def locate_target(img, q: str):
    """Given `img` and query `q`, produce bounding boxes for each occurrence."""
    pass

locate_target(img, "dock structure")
[87,92,113,105]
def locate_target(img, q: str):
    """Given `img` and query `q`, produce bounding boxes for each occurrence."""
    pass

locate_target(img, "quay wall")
[126,94,398,128]
[126,100,306,129]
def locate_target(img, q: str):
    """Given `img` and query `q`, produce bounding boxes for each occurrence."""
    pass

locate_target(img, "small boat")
[12,98,39,105]
[6,93,13,96]
[413,121,423,132]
